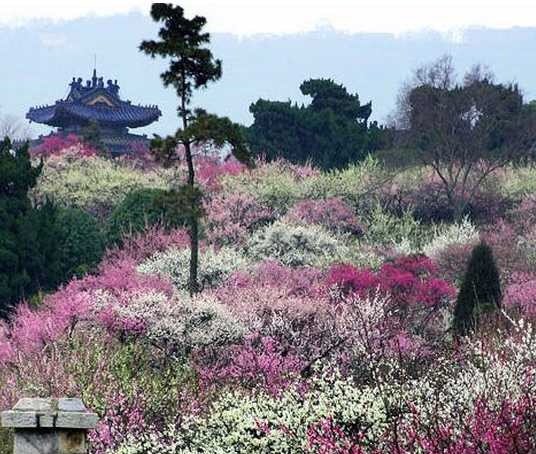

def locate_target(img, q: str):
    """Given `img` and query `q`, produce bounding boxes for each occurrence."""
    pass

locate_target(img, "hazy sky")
[2,1,536,35]
[3,2,536,139]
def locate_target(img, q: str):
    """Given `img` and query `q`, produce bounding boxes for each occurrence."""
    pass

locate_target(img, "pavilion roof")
[26,70,161,129]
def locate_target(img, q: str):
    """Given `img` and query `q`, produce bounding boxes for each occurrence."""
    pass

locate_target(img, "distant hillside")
[1,13,536,138]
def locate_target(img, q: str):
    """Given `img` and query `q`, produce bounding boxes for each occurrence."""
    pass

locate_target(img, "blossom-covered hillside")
[2,146,536,453]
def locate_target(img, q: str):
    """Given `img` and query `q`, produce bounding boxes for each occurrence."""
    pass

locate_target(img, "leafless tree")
[408,77,536,219]
[0,113,32,141]
[463,63,495,86]
[388,54,456,129]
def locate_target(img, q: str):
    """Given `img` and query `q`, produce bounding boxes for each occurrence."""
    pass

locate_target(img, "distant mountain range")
[1,12,536,138]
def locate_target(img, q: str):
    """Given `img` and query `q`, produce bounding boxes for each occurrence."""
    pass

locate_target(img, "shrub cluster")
[3,148,536,454]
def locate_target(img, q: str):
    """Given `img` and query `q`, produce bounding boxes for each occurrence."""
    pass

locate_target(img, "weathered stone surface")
[38,414,55,428]
[57,399,86,413]
[3,397,98,453]
[2,397,98,430]
[14,430,57,454]
[56,412,98,429]
[14,429,88,454]
[58,430,88,454]
[13,399,52,413]
[1,410,37,428]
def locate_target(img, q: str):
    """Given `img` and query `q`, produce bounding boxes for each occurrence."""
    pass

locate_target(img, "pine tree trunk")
[184,140,199,296]
[180,70,199,296]
[189,215,199,295]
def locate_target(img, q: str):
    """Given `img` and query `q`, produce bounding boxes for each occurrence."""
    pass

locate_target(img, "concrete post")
[1,398,98,454]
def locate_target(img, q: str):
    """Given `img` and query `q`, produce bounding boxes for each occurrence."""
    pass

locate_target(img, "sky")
[2,2,536,139]
[2,0,536,35]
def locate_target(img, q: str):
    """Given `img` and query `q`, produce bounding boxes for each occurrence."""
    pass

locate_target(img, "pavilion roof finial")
[92,54,97,87]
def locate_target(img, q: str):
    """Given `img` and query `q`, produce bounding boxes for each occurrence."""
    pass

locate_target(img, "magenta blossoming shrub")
[400,397,536,453]
[0,291,92,364]
[103,225,190,265]
[0,259,173,366]
[504,272,536,319]
[326,255,455,309]
[325,255,455,352]
[219,260,323,298]
[196,155,245,189]
[197,334,304,395]
[89,393,149,454]
[285,197,364,235]
[30,134,98,159]
[307,418,369,454]
[305,396,536,454]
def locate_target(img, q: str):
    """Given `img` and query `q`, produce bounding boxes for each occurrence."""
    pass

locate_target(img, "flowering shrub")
[509,193,536,229]
[423,217,479,258]
[434,242,474,285]
[301,157,391,212]
[197,334,303,395]
[499,164,536,201]
[221,260,323,297]
[97,291,244,357]
[5,152,536,454]
[114,370,388,454]
[103,225,190,265]
[30,134,98,159]
[115,321,536,453]
[504,273,536,318]
[285,197,364,236]
[137,246,249,292]
[196,155,245,189]
[89,393,149,454]
[362,205,427,255]
[325,256,456,345]
[246,221,348,267]
[33,154,172,218]
[482,220,535,281]
[204,192,274,246]
[0,259,173,366]
[220,159,307,214]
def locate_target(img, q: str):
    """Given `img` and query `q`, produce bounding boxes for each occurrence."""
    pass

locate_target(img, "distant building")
[26,69,161,155]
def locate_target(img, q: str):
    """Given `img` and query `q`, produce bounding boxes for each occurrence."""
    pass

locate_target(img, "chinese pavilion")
[26,70,162,155]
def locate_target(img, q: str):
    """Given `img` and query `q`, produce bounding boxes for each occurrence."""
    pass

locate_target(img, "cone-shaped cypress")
[453,241,501,335]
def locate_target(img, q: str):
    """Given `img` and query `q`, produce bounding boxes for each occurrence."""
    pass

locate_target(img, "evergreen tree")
[0,138,42,312]
[54,207,105,280]
[140,3,249,295]
[247,78,384,170]
[453,242,502,335]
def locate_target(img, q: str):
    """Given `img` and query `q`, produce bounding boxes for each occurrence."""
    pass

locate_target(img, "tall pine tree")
[140,3,249,295]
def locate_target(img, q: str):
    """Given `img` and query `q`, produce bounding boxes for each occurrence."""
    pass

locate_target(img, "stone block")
[57,399,85,413]
[14,430,57,454]
[58,430,88,454]
[1,411,37,428]
[38,415,55,428]
[1,397,98,453]
[14,399,52,413]
[56,412,99,429]
[13,429,89,454]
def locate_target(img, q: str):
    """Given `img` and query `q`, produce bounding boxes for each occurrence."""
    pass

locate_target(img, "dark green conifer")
[453,241,502,335]
[0,138,42,313]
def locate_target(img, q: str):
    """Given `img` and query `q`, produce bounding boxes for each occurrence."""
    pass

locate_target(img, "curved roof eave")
[26,102,162,129]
